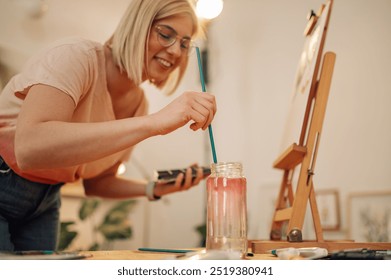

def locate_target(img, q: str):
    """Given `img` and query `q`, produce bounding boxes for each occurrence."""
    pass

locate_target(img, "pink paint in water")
[206,162,247,257]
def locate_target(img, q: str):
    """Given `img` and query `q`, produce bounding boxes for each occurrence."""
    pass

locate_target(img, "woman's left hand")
[153,164,206,197]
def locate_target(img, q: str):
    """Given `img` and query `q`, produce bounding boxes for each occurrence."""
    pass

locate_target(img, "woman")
[0,0,216,251]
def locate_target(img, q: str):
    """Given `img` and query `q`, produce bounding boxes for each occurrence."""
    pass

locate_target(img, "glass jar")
[206,162,247,257]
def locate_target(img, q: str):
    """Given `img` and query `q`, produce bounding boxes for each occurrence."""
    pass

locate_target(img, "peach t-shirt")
[0,37,147,184]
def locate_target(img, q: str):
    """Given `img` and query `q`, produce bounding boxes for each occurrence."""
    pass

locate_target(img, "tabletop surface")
[79,249,278,260]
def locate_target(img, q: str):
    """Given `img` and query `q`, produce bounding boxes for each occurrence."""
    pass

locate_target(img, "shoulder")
[22,37,105,81]
[18,38,106,104]
[36,37,104,60]
[47,37,103,51]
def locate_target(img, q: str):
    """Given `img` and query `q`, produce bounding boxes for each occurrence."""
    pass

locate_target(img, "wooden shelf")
[61,181,85,198]
[273,143,307,170]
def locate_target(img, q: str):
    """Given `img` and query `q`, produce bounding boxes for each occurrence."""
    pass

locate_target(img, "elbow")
[83,181,96,197]
[14,143,38,171]
[15,154,34,172]
[83,186,93,197]
[15,129,52,171]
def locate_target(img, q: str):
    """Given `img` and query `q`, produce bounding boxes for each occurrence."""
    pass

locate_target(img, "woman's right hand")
[149,91,216,135]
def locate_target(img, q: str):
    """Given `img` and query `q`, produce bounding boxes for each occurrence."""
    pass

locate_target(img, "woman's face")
[145,14,194,83]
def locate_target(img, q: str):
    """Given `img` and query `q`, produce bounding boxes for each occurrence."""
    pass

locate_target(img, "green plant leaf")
[79,199,100,221]
[88,242,100,251]
[195,223,207,247]
[96,200,136,241]
[102,200,137,224]
[98,222,133,241]
[58,221,78,251]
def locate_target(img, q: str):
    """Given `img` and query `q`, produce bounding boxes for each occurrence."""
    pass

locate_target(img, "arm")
[15,85,155,170]
[15,84,216,170]
[83,163,147,198]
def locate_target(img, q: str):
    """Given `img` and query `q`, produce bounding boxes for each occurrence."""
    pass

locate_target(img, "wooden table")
[79,250,278,260]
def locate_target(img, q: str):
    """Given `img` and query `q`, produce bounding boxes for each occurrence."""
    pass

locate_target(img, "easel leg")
[309,182,324,242]
[270,170,295,240]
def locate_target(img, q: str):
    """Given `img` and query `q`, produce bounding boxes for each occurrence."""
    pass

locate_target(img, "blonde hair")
[111,0,200,95]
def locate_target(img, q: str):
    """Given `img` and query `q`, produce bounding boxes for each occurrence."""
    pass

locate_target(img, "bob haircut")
[111,0,200,95]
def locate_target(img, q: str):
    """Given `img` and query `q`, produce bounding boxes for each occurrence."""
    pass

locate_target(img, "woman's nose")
[166,41,183,57]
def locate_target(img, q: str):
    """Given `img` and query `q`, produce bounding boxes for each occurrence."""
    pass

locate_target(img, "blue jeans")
[0,157,63,251]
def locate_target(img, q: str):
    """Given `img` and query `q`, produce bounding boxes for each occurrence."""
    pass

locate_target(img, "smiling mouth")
[156,57,173,68]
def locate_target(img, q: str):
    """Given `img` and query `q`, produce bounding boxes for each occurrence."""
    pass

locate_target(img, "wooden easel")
[250,0,391,253]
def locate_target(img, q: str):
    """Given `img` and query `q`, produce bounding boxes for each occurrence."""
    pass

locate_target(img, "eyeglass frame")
[154,24,195,56]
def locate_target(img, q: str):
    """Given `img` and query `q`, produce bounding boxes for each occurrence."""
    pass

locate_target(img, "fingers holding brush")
[189,95,216,131]
[149,91,216,135]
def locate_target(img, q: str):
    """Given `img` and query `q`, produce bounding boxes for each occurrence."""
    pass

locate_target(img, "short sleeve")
[15,38,97,106]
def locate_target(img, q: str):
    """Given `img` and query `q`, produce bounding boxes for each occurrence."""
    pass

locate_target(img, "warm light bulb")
[196,0,224,20]
[117,163,126,175]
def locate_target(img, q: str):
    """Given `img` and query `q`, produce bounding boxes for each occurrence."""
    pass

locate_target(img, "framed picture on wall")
[347,190,391,242]
[316,189,341,231]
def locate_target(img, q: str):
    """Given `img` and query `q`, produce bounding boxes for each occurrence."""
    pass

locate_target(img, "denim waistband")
[0,156,64,188]
[0,156,11,174]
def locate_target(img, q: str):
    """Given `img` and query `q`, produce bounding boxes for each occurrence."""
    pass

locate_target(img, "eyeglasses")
[154,24,194,56]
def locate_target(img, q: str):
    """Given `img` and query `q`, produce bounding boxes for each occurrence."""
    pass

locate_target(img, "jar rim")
[210,162,244,177]
[211,161,242,167]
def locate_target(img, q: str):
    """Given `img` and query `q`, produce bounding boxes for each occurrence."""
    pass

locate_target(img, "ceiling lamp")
[196,0,224,20]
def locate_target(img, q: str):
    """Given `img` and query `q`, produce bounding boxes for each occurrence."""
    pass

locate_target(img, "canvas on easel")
[250,0,391,253]
[280,1,331,153]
